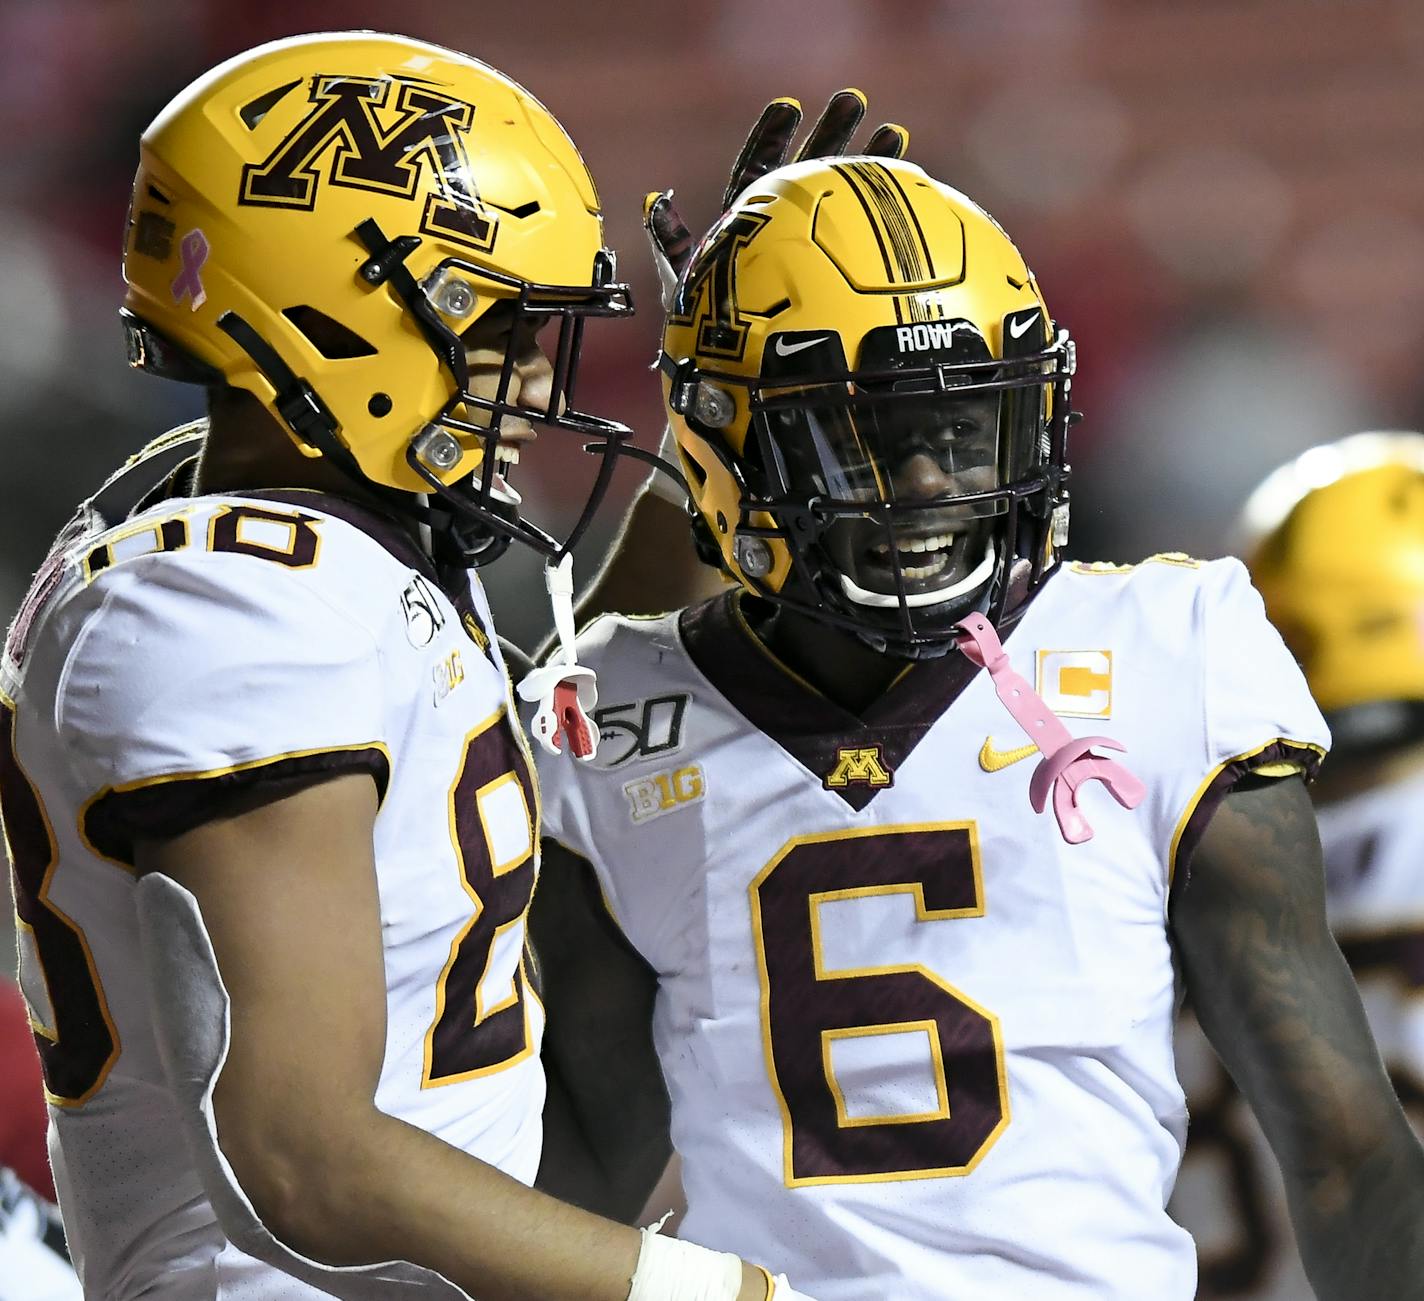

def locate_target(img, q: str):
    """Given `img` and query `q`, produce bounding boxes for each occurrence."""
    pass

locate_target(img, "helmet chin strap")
[837,541,997,609]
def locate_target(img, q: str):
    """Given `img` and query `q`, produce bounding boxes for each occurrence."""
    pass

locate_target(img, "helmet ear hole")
[281,306,377,360]
[682,449,709,492]
[690,513,731,574]
[239,79,301,130]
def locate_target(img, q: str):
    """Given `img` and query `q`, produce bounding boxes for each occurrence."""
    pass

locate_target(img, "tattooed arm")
[1171,775,1424,1301]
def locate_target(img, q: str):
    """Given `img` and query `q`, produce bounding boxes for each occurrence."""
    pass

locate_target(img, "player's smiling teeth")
[900,552,948,580]
[901,531,956,555]
[871,531,958,558]
[865,532,958,582]
[493,444,521,467]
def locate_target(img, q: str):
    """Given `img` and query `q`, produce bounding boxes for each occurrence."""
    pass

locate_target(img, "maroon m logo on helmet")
[240,75,499,254]
[670,209,770,362]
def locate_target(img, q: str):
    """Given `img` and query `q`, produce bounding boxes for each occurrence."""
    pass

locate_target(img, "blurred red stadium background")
[3,0,1423,636]
[1,0,1422,977]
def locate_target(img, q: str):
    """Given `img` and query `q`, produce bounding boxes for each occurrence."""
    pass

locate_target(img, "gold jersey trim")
[1167,738,1328,885]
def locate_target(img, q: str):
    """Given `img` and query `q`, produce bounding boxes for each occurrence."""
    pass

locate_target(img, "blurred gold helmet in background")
[1242,431,1424,750]
[122,30,632,558]
[658,156,1074,655]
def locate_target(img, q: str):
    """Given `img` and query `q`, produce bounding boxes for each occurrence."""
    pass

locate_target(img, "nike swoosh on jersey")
[978,737,1038,772]
[774,334,829,357]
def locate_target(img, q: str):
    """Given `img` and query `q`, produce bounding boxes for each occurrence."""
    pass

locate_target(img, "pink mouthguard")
[954,612,1144,844]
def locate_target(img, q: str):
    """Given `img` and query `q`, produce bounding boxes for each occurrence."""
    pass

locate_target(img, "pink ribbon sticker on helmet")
[170,230,209,311]
[955,612,1144,844]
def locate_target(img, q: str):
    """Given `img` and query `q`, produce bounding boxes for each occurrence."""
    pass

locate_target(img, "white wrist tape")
[626,1225,747,1301]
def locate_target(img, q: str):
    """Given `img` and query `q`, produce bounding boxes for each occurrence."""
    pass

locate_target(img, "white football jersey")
[1,431,544,1298]
[1171,768,1424,1300]
[538,555,1329,1301]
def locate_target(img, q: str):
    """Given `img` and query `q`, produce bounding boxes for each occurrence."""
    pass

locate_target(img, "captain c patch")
[1035,650,1113,719]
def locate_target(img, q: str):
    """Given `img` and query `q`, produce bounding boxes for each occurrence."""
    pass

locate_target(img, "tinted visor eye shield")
[751,315,1054,506]
[773,322,1061,621]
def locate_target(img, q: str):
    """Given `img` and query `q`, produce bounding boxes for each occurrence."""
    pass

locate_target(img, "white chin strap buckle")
[516,553,601,761]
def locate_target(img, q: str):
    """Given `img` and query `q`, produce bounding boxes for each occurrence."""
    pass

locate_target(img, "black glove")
[643,89,909,309]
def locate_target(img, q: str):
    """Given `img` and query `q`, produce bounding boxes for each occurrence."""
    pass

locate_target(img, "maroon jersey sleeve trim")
[80,743,392,868]
[1170,738,1327,886]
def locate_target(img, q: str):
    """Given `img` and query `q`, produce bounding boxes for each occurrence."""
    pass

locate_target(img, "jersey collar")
[678,586,1044,811]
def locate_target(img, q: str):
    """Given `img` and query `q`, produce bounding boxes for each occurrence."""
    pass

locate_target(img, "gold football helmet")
[1242,432,1424,750]
[658,157,1074,654]
[122,30,633,560]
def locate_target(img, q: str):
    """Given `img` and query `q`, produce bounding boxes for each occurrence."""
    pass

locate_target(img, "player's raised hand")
[722,89,908,209]
[643,89,909,309]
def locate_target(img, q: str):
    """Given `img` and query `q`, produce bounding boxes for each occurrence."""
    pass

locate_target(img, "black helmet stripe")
[837,161,935,287]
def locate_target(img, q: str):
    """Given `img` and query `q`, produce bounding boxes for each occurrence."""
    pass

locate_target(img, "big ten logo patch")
[1036,650,1113,719]
[824,746,893,790]
[433,648,465,707]
[624,765,706,825]
[591,693,690,767]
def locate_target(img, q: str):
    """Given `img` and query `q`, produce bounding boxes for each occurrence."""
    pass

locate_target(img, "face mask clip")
[357,227,423,286]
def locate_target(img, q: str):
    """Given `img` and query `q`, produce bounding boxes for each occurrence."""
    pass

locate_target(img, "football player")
[1172,432,1424,1299]
[0,31,897,1301]
[531,157,1424,1299]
